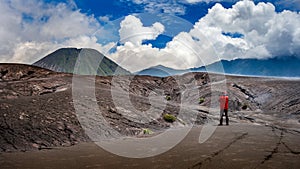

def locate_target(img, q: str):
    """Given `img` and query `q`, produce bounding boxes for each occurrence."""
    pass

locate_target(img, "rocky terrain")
[0,63,300,153]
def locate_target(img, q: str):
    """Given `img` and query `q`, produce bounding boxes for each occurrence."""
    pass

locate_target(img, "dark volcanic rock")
[1,64,300,152]
[0,63,54,81]
[0,64,87,152]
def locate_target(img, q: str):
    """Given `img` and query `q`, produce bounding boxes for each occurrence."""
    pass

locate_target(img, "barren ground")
[0,64,300,168]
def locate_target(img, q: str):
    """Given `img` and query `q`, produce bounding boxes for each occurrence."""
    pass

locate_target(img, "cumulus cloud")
[109,42,161,72]
[40,5,98,39]
[182,0,300,10]
[193,0,300,60]
[109,0,300,72]
[109,15,210,72]
[119,15,165,45]
[99,15,111,24]
[5,41,61,64]
[0,0,109,64]
[109,15,165,71]
[1,0,299,73]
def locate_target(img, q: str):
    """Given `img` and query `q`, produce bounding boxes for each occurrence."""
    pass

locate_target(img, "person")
[219,92,229,125]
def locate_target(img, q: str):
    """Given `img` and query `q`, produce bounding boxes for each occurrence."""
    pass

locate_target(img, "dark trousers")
[220,109,229,125]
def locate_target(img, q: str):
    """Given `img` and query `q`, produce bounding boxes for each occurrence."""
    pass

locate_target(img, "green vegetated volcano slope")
[33,48,130,76]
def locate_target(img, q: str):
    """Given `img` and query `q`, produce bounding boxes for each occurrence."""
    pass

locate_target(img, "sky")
[0,0,300,72]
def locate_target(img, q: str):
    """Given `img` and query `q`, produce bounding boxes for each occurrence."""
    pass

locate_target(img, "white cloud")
[40,4,99,39]
[0,35,116,64]
[109,15,166,71]
[109,15,208,72]
[0,0,108,64]
[3,41,60,63]
[1,0,299,73]
[109,42,161,72]
[109,0,300,72]
[99,15,111,23]
[119,15,165,45]
[192,0,300,60]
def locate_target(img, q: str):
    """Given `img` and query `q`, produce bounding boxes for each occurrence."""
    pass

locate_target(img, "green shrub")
[166,95,171,101]
[199,97,205,104]
[163,113,176,123]
[143,128,153,135]
[242,104,248,110]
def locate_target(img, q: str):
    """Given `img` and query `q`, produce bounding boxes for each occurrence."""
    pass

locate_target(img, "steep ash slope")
[33,48,130,76]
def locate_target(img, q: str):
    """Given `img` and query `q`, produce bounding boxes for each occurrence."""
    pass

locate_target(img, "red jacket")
[219,95,229,110]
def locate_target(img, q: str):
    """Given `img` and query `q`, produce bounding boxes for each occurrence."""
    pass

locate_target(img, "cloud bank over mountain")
[109,0,300,72]
[0,0,299,73]
[0,0,108,63]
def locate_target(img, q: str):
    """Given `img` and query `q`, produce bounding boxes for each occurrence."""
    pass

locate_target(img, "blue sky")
[0,0,299,71]
[73,0,300,22]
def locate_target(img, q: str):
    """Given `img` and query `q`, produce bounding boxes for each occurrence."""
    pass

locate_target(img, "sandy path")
[1,123,299,169]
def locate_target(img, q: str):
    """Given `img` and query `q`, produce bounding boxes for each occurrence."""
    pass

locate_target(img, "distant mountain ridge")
[33,48,130,76]
[136,57,300,77]
[136,65,188,77]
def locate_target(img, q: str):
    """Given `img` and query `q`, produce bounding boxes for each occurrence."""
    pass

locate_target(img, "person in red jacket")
[219,92,229,125]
